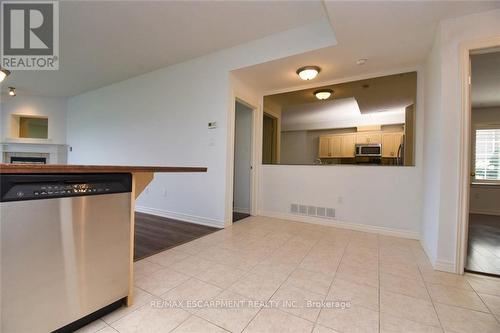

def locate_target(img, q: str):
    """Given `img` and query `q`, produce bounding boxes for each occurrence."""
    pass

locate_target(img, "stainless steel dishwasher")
[0,173,132,333]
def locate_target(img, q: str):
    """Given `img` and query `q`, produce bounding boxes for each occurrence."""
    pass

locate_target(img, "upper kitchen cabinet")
[382,132,403,158]
[319,136,332,158]
[356,132,382,144]
[340,134,356,157]
[264,71,417,166]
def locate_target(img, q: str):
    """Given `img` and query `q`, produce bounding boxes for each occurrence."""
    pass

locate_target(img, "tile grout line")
[312,232,350,330]
[416,256,446,331]
[239,232,325,333]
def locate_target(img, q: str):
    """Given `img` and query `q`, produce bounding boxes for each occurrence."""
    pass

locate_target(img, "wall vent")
[317,207,326,217]
[290,203,335,220]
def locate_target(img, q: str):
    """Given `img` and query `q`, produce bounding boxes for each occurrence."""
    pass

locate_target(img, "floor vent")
[290,204,335,219]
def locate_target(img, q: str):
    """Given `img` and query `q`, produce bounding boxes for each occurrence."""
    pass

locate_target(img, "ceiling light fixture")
[0,68,11,82]
[8,87,16,97]
[356,59,367,66]
[314,89,333,100]
[296,66,320,80]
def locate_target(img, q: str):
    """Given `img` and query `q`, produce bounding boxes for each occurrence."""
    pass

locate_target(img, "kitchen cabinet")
[340,134,356,157]
[318,134,355,158]
[319,136,332,158]
[382,132,403,158]
[356,133,381,144]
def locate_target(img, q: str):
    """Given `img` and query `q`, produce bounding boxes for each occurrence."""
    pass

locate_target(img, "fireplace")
[1,143,67,164]
[10,156,47,164]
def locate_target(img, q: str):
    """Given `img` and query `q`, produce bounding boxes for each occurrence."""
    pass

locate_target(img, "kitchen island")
[0,163,207,332]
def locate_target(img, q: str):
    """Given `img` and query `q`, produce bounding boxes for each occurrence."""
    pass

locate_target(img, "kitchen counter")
[0,163,207,310]
[0,163,207,174]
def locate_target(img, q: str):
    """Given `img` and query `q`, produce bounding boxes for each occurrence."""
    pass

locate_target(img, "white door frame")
[456,36,500,274]
[225,96,260,226]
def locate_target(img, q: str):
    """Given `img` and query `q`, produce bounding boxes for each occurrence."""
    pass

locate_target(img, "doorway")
[464,49,500,276]
[233,101,253,222]
[262,113,278,164]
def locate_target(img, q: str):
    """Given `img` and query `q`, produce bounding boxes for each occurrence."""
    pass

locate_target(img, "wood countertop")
[0,164,207,174]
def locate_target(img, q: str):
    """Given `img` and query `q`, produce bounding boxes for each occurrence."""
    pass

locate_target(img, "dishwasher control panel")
[1,173,132,202]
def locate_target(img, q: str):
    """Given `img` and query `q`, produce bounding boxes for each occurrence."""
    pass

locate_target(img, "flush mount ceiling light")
[314,89,333,100]
[296,66,320,80]
[0,68,10,83]
[8,87,16,97]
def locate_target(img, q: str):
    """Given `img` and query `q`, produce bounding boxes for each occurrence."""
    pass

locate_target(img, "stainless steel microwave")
[355,143,382,157]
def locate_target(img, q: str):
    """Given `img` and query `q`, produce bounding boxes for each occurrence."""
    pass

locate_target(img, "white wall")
[421,9,500,272]
[233,102,252,213]
[259,68,425,238]
[0,94,67,144]
[421,31,443,266]
[67,19,336,228]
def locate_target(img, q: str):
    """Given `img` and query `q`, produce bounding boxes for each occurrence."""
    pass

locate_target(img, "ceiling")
[266,71,417,115]
[3,1,500,98]
[471,51,500,108]
[3,0,326,97]
[234,1,500,93]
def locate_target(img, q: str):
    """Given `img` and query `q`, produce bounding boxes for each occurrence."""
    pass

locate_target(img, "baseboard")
[233,207,250,214]
[434,259,456,273]
[135,206,224,229]
[419,239,437,267]
[469,209,500,216]
[259,211,419,240]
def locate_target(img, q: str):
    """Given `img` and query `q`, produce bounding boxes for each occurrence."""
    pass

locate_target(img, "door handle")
[471,172,476,177]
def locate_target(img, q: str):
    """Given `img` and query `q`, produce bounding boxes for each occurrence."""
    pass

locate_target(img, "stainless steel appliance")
[1,173,132,333]
[355,143,382,157]
[355,143,382,164]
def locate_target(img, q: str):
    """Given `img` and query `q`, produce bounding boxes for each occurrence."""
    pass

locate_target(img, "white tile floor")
[77,216,500,333]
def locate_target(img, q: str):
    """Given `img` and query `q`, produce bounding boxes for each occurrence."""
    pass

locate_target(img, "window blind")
[475,128,500,181]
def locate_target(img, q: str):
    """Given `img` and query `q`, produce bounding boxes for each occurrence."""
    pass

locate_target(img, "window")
[475,128,500,181]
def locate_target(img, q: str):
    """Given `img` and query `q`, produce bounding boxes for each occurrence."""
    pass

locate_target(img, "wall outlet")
[337,196,343,204]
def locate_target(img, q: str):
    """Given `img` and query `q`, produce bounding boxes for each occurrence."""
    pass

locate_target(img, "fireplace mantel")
[1,142,68,164]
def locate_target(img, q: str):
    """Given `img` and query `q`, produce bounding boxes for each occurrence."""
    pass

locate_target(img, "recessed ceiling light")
[8,87,16,97]
[356,59,367,66]
[314,89,333,100]
[296,66,321,80]
[0,68,10,82]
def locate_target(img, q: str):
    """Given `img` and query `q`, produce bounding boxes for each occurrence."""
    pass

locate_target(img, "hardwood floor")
[134,212,218,261]
[466,213,500,276]
[233,211,250,222]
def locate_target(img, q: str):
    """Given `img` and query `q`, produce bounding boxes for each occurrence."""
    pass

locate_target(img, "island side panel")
[126,172,154,306]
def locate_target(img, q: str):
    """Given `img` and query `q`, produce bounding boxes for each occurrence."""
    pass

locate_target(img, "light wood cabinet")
[319,136,331,158]
[340,134,356,157]
[330,135,342,157]
[319,131,403,159]
[318,134,355,158]
[382,132,403,158]
[356,133,381,144]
